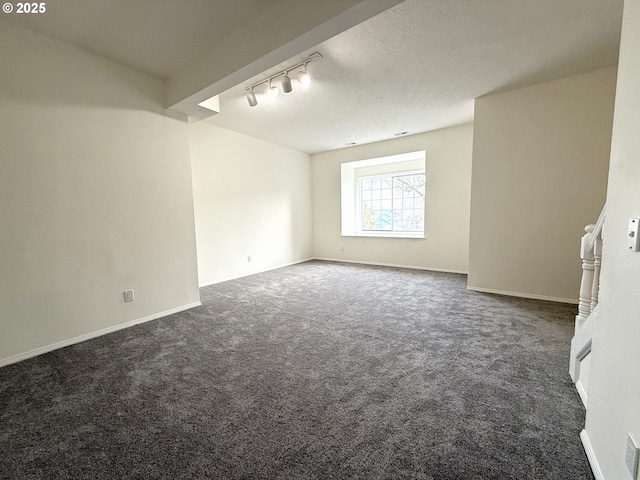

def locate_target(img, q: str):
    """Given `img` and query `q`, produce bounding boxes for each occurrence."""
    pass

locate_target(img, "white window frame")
[341,151,426,239]
[356,170,425,235]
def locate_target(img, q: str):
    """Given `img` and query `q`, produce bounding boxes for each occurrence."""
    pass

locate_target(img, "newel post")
[577,225,595,329]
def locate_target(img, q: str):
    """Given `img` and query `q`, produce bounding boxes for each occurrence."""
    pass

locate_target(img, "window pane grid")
[360,173,425,232]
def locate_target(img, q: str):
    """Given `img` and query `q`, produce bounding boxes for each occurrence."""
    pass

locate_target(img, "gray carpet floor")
[0,260,592,479]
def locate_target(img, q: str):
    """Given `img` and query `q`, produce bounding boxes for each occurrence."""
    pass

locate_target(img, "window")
[341,151,426,238]
[359,173,425,233]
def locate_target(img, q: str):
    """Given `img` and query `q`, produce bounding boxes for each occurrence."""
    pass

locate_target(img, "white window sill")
[341,232,425,239]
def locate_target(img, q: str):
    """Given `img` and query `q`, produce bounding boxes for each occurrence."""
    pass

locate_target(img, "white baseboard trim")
[312,257,468,275]
[581,430,605,480]
[0,301,202,368]
[199,258,314,287]
[576,379,589,408]
[466,286,578,304]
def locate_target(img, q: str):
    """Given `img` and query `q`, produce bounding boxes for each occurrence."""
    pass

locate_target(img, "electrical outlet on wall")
[626,433,639,478]
[123,289,134,303]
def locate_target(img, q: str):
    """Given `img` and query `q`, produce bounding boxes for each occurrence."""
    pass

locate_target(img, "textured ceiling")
[1,0,623,154]
[1,0,279,79]
[206,0,623,153]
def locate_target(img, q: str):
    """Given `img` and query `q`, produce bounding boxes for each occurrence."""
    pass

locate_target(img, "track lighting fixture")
[245,52,322,107]
[281,73,293,93]
[296,65,311,88]
[266,80,280,100]
[246,88,257,107]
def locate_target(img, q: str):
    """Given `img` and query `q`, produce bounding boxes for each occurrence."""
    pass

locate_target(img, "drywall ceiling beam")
[166,0,403,121]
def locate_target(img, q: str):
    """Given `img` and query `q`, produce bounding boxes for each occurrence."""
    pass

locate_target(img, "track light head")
[281,74,293,93]
[297,69,311,88]
[246,89,257,107]
[266,80,280,100]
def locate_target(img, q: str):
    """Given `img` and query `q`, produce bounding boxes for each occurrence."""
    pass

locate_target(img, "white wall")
[468,67,617,302]
[312,124,473,273]
[189,123,312,286]
[0,23,200,365]
[583,0,640,478]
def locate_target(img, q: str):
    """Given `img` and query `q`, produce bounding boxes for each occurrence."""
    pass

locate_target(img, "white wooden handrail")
[587,204,606,251]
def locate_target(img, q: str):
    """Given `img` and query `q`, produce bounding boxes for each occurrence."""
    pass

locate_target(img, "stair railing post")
[577,225,595,330]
